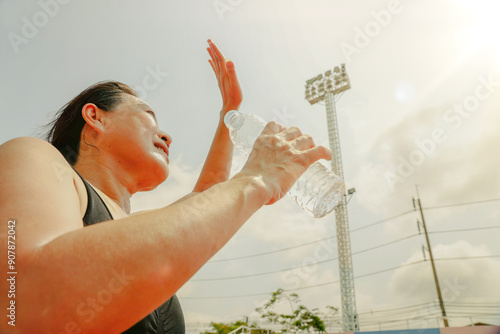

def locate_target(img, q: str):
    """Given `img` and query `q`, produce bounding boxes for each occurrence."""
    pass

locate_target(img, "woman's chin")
[137,162,169,192]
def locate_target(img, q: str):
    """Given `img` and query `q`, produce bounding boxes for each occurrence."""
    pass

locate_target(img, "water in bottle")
[224,110,345,218]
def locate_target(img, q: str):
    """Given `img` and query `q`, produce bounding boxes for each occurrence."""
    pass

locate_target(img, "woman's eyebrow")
[137,101,158,123]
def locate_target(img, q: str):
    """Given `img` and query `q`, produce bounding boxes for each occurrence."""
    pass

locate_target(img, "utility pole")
[414,185,449,327]
[305,64,358,331]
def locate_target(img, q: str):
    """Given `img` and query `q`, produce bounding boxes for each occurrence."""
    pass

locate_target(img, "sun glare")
[454,0,500,73]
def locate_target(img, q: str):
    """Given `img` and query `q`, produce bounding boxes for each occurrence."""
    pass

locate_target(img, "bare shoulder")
[0,136,66,162]
[1,135,57,149]
[0,137,86,254]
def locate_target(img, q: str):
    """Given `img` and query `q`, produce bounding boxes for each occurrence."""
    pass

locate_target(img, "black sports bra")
[74,168,185,333]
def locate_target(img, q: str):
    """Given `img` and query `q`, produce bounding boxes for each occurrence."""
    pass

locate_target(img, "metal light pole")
[305,64,359,331]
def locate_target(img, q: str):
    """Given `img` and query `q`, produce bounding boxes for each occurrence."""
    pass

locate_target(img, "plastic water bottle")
[224,110,345,218]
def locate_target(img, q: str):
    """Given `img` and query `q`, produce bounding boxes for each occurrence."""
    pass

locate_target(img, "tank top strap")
[71,166,114,225]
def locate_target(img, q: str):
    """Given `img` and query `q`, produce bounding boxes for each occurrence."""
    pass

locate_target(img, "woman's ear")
[81,103,105,134]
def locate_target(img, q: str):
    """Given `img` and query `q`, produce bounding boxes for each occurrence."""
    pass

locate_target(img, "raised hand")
[207,39,242,114]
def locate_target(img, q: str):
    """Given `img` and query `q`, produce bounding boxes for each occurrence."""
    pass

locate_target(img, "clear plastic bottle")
[224,110,345,218]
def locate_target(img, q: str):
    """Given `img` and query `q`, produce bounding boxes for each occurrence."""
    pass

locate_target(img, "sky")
[1,0,500,332]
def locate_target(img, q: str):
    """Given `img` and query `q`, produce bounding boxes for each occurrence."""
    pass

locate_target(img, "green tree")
[255,289,338,333]
[202,320,272,334]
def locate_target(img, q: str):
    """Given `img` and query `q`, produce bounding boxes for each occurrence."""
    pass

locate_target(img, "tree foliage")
[255,289,338,333]
[201,289,338,334]
[202,320,271,334]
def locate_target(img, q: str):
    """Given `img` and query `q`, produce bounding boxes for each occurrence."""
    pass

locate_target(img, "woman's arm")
[0,126,331,333]
[193,40,242,192]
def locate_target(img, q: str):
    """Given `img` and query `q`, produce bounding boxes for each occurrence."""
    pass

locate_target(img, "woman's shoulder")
[0,136,87,210]
[0,136,90,256]
[0,136,88,243]
[1,135,81,179]
[0,136,74,169]
[1,136,61,156]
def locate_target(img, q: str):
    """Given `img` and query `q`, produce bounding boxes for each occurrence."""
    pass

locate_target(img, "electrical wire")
[424,197,500,210]
[352,233,419,256]
[206,197,500,264]
[208,235,337,263]
[182,255,500,299]
[350,209,414,233]
[194,233,420,281]
[428,225,500,234]
[207,208,415,263]
[434,255,500,261]
[184,196,500,299]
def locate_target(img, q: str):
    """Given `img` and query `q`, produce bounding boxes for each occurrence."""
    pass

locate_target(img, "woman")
[0,40,331,333]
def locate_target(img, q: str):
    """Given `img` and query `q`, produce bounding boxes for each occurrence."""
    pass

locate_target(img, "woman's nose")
[158,131,172,147]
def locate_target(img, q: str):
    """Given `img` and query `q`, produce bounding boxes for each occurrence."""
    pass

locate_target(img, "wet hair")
[45,81,137,165]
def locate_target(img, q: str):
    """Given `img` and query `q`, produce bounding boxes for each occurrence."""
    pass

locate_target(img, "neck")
[74,157,132,215]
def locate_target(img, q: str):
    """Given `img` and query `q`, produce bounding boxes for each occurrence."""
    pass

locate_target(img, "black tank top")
[74,168,185,333]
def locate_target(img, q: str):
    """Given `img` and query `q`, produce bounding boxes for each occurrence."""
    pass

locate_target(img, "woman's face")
[98,94,172,192]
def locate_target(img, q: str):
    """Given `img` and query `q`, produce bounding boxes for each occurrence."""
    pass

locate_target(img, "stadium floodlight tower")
[305,64,359,331]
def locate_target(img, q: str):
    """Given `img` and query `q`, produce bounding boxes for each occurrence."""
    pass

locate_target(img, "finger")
[208,43,223,72]
[208,39,225,64]
[261,121,286,135]
[208,59,216,74]
[226,60,238,86]
[290,134,315,151]
[302,145,333,167]
[207,47,221,74]
[277,126,302,141]
[210,47,230,79]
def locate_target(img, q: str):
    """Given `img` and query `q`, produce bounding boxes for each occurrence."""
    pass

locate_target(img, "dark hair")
[45,81,137,165]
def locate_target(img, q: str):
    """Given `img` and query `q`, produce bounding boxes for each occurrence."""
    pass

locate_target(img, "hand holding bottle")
[238,121,332,205]
[226,111,345,217]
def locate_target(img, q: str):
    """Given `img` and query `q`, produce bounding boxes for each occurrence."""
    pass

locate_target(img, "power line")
[352,233,419,256]
[424,197,500,210]
[428,225,500,234]
[192,255,339,281]
[208,235,337,263]
[182,255,500,300]
[354,259,424,280]
[434,255,500,261]
[350,210,414,233]
[183,260,425,299]
[194,233,420,281]
[206,198,500,264]
[207,209,415,263]
[356,301,438,316]
[194,230,500,282]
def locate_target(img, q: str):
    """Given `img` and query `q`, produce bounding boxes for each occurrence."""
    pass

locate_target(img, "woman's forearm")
[20,173,266,333]
[193,115,234,192]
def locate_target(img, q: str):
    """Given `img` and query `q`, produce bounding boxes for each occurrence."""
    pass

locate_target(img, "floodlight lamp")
[334,66,340,73]
[325,69,332,77]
